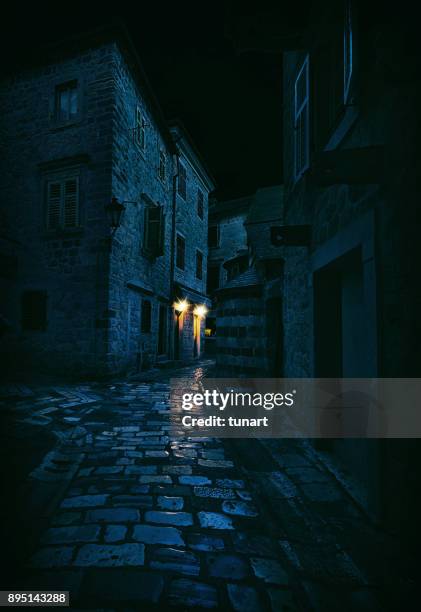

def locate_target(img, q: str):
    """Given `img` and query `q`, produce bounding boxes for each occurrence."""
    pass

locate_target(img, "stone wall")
[107,45,175,374]
[0,43,116,377]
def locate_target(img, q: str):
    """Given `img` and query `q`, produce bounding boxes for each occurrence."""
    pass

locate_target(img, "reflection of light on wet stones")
[41,525,100,545]
[104,525,127,542]
[157,496,184,510]
[85,508,140,523]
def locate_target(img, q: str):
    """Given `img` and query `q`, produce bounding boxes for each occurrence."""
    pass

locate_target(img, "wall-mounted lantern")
[193,304,208,318]
[105,197,126,234]
[173,299,189,314]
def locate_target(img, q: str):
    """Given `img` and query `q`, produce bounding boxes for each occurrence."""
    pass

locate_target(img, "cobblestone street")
[0,361,413,611]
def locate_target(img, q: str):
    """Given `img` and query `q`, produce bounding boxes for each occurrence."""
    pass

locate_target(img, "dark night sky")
[1,1,409,198]
[2,2,293,199]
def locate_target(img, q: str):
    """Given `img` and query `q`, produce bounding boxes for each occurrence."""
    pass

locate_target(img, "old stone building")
[210,186,284,374]
[279,1,421,540]
[0,24,213,377]
[169,121,215,362]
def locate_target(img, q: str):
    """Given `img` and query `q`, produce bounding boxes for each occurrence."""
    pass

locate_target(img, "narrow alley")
[0,361,412,611]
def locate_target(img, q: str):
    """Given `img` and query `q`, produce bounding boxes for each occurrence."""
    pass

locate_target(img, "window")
[158,149,166,181]
[141,299,152,333]
[197,190,204,219]
[46,177,79,229]
[207,264,220,292]
[196,250,203,280]
[144,204,164,256]
[344,0,353,103]
[208,225,219,248]
[178,162,187,199]
[176,234,185,270]
[21,291,47,331]
[294,55,310,180]
[55,81,78,122]
[135,106,145,149]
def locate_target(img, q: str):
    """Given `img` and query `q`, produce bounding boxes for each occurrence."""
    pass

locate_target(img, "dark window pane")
[196,250,203,279]
[176,234,185,269]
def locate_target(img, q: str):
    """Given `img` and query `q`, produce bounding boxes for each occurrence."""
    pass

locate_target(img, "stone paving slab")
[4,361,400,610]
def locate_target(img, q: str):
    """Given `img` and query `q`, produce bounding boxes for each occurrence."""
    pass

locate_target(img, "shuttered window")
[196,250,203,280]
[46,177,79,230]
[294,55,310,180]
[197,190,204,219]
[176,234,185,270]
[177,162,187,199]
[144,205,164,256]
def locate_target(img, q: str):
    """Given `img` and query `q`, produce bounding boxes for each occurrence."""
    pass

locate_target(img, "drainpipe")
[169,149,180,359]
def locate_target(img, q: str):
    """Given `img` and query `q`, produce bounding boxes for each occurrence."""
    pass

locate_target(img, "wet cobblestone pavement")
[0,361,414,610]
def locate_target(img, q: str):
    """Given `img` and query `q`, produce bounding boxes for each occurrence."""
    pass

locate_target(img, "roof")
[169,119,216,192]
[217,266,263,292]
[209,194,254,221]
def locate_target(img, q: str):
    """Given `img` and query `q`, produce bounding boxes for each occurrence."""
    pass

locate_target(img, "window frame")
[135,106,146,150]
[176,233,186,270]
[197,189,204,219]
[177,162,187,200]
[294,55,310,181]
[158,148,167,182]
[196,249,203,280]
[343,0,353,104]
[55,80,79,123]
[45,174,80,231]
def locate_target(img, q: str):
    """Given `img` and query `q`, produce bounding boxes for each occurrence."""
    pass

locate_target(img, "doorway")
[193,314,200,358]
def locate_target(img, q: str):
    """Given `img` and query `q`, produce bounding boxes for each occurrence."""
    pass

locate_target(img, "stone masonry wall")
[0,44,116,376]
[108,45,175,375]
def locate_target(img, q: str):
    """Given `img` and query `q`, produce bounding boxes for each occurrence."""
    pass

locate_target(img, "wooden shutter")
[63,178,79,228]
[146,205,164,256]
[47,182,62,229]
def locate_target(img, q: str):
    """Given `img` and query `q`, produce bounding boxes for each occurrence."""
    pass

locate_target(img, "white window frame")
[158,148,166,181]
[344,0,353,104]
[294,55,310,181]
[46,175,80,230]
[135,106,145,149]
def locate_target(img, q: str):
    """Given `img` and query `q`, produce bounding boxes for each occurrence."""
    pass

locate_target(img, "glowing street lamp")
[174,299,189,314]
[193,304,208,318]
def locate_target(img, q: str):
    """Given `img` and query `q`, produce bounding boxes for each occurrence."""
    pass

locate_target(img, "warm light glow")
[194,304,208,318]
[173,299,189,313]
